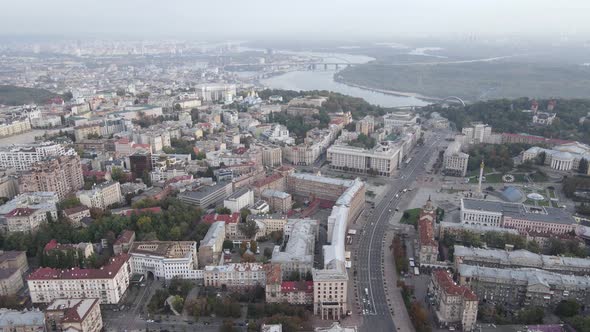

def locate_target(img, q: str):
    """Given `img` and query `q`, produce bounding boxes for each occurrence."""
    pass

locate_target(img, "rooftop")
[27,254,130,280]
[458,264,590,288]
[130,241,195,259]
[202,212,240,224]
[113,230,135,246]
[200,221,225,248]
[462,198,576,225]
[432,269,477,301]
[0,309,44,328]
[46,298,99,323]
[289,172,354,187]
[261,189,291,200]
[204,262,264,273]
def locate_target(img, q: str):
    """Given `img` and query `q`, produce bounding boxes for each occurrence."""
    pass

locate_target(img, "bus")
[414,267,420,276]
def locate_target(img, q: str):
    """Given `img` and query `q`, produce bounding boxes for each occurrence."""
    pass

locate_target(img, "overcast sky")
[2,0,589,40]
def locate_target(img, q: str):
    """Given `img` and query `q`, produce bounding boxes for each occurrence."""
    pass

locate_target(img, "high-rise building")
[0,142,76,171]
[442,142,469,177]
[18,155,84,201]
[429,270,478,331]
[129,152,152,180]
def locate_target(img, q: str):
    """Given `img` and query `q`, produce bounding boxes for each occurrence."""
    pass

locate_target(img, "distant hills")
[0,85,59,106]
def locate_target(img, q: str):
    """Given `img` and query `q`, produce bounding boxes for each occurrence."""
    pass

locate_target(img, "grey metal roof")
[462,198,576,225]
[458,264,590,288]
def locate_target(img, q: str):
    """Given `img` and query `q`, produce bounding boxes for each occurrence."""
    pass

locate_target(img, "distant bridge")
[441,96,466,106]
[223,62,357,71]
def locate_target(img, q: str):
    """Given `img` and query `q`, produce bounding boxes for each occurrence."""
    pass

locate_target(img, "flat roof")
[130,241,195,258]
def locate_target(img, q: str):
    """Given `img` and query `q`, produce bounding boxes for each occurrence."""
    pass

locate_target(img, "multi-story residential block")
[0,173,18,200]
[0,192,58,233]
[113,230,136,255]
[27,254,131,304]
[74,124,102,141]
[458,265,590,308]
[261,124,294,145]
[460,198,577,234]
[0,309,45,331]
[454,245,590,276]
[129,241,200,280]
[63,206,91,225]
[429,270,478,331]
[261,145,283,168]
[418,198,439,265]
[0,251,28,275]
[442,142,469,177]
[77,181,122,210]
[45,298,103,332]
[461,123,501,145]
[44,239,94,261]
[252,174,286,197]
[203,263,266,289]
[18,155,84,201]
[327,142,403,177]
[261,189,292,213]
[0,142,76,171]
[198,221,226,268]
[178,181,233,209]
[355,116,375,135]
[129,151,153,179]
[312,269,348,320]
[0,268,24,296]
[223,188,254,213]
[249,215,288,235]
[282,144,321,166]
[271,219,317,276]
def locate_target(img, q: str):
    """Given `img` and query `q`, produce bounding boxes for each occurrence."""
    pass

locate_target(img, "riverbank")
[333,76,441,103]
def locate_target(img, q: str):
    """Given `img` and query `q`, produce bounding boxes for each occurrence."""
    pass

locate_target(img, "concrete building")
[438,221,519,240]
[0,268,24,296]
[461,123,500,145]
[223,188,254,213]
[522,142,590,173]
[18,155,84,201]
[458,265,590,309]
[261,145,282,168]
[77,181,122,210]
[383,111,417,130]
[178,181,233,209]
[252,174,286,197]
[355,116,375,135]
[0,119,31,138]
[45,298,103,332]
[63,206,91,225]
[313,269,348,320]
[442,142,469,177]
[129,152,153,179]
[203,263,266,289]
[261,124,294,145]
[129,241,200,280]
[0,309,45,331]
[460,199,577,234]
[249,215,288,235]
[327,142,403,177]
[198,221,226,268]
[27,254,131,304]
[429,270,478,331]
[271,219,317,276]
[0,174,18,200]
[0,142,76,171]
[261,189,292,213]
[74,124,102,141]
[454,245,590,276]
[113,230,136,255]
[0,251,28,275]
[0,192,58,233]
[418,198,439,265]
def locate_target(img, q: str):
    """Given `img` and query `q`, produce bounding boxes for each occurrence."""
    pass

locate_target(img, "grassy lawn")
[483,173,503,183]
[538,200,550,207]
[512,173,528,182]
[400,208,421,228]
[548,189,556,199]
[467,167,493,177]
[530,171,548,182]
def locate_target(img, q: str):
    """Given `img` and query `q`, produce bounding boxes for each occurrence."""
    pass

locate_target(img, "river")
[257,50,430,108]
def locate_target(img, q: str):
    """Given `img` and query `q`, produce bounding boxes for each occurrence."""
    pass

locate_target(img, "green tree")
[555,299,580,318]
[110,168,126,183]
[216,207,232,215]
[579,158,589,175]
[239,220,259,239]
[223,240,234,251]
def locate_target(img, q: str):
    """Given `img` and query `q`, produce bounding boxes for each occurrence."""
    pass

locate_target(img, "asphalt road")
[356,129,447,332]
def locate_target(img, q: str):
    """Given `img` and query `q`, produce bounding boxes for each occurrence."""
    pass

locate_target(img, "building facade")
[18,155,84,201]
[45,298,103,332]
[129,241,200,280]
[203,263,266,289]
[429,270,478,331]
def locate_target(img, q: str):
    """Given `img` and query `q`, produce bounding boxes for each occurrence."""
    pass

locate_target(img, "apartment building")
[249,215,289,235]
[327,142,402,177]
[461,123,501,145]
[77,181,122,210]
[454,245,590,276]
[198,221,226,268]
[74,124,102,141]
[355,116,375,135]
[63,206,91,225]
[0,251,28,274]
[271,219,317,276]
[261,145,282,168]
[429,270,478,331]
[27,254,131,304]
[113,230,136,255]
[442,142,469,177]
[0,309,45,331]
[203,263,266,289]
[458,265,590,308]
[18,155,84,201]
[312,268,348,320]
[282,144,320,166]
[4,207,53,233]
[45,298,103,332]
[0,142,76,171]
[0,174,18,200]
[461,199,577,234]
[0,192,58,233]
[223,188,254,213]
[178,181,233,209]
[0,268,24,296]
[129,241,200,280]
[252,174,286,197]
[261,189,292,213]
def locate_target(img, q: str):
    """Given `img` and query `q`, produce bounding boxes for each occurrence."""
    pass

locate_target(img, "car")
[395,208,399,211]
[154,319,161,323]
[388,209,392,212]
[203,321,210,326]
[146,320,154,323]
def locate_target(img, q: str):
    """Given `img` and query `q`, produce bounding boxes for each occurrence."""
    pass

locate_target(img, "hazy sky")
[2,0,590,40]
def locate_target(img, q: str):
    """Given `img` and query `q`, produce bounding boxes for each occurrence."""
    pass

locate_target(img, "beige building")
[77,181,122,210]
[0,268,24,296]
[74,124,102,141]
[418,198,439,265]
[261,189,292,213]
[203,263,266,289]
[442,142,469,177]
[0,119,31,138]
[262,146,282,168]
[0,175,18,200]
[27,254,131,304]
[355,116,375,135]
[198,221,226,268]
[312,268,348,320]
[0,251,28,274]
[429,270,478,331]
[0,309,45,331]
[282,144,320,166]
[18,155,84,201]
[63,206,91,225]
[129,241,200,280]
[327,143,402,177]
[4,207,53,233]
[45,298,103,332]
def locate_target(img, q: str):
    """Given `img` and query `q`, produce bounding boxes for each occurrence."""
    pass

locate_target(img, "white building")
[203,263,266,289]
[129,241,201,280]
[0,192,59,233]
[442,142,469,177]
[461,123,500,145]
[327,142,403,177]
[271,219,317,276]
[198,221,226,267]
[0,142,76,171]
[223,188,254,213]
[27,254,131,304]
[383,111,417,130]
[522,142,590,173]
[77,181,122,210]
[262,124,294,145]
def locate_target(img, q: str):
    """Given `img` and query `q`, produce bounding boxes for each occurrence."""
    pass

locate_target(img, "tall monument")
[477,159,485,194]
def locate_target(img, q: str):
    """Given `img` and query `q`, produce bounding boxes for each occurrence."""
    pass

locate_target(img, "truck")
[414,267,420,276]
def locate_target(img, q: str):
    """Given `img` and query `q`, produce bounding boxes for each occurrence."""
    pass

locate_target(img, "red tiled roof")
[418,211,437,248]
[116,138,130,144]
[501,133,573,145]
[6,207,36,217]
[202,213,240,224]
[265,264,282,284]
[44,239,59,251]
[252,173,283,188]
[433,270,477,301]
[114,230,135,245]
[132,143,151,149]
[281,281,313,293]
[27,254,130,280]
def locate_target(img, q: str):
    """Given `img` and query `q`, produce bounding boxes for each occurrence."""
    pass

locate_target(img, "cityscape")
[1,1,590,332]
